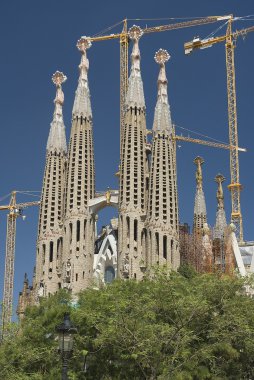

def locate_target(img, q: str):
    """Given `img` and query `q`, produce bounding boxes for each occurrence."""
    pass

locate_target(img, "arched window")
[104,266,115,284]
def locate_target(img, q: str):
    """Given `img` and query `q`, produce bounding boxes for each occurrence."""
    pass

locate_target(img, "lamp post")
[56,313,77,380]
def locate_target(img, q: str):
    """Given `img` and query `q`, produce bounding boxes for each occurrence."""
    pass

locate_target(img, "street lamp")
[56,313,77,380]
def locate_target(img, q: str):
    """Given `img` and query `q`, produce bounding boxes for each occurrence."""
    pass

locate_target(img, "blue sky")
[0,0,254,317]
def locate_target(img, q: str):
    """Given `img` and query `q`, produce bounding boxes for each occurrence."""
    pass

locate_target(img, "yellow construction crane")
[184,16,254,242]
[88,15,232,142]
[173,134,246,152]
[89,15,250,239]
[0,191,40,332]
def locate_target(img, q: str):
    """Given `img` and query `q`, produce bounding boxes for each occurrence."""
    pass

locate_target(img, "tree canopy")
[1,269,254,379]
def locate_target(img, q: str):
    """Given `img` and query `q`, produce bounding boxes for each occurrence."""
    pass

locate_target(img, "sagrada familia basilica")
[17,26,249,315]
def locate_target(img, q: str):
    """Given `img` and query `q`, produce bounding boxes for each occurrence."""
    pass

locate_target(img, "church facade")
[30,26,180,300]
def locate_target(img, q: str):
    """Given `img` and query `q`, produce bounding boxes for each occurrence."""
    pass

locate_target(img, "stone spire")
[202,223,213,273]
[153,49,173,133]
[62,37,95,293]
[34,72,67,299]
[72,37,92,118]
[47,72,67,153]
[214,174,227,239]
[125,25,145,108]
[193,156,207,232]
[118,25,149,280]
[147,49,179,269]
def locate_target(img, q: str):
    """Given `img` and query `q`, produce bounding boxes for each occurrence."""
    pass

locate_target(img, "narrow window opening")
[134,219,138,242]
[84,219,87,240]
[49,241,53,262]
[42,244,46,264]
[155,233,159,255]
[76,220,80,242]
[69,223,73,244]
[163,236,167,259]
[127,216,130,238]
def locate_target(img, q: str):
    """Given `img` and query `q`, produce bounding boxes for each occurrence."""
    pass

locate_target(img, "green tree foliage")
[1,270,254,379]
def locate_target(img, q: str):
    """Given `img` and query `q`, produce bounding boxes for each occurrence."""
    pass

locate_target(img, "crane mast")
[184,19,254,242]
[0,191,40,334]
[225,19,243,241]
[2,193,17,328]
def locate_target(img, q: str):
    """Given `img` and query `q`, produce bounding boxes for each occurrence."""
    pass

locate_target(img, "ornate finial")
[215,173,225,185]
[152,48,172,132]
[76,36,92,53]
[52,71,66,109]
[72,37,92,118]
[52,71,67,87]
[47,71,67,153]
[155,48,170,103]
[52,71,67,107]
[128,25,143,40]
[194,156,204,189]
[215,174,225,210]
[154,49,170,65]
[125,25,145,108]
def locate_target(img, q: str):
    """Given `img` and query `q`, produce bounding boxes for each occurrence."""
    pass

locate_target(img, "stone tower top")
[193,156,207,229]
[72,36,92,119]
[125,25,145,108]
[153,49,173,132]
[215,174,226,210]
[46,71,67,153]
[194,156,204,190]
[214,174,227,239]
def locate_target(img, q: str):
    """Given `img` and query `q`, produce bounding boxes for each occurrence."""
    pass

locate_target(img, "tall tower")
[213,174,228,273]
[34,71,67,298]
[147,49,179,269]
[193,156,207,233]
[214,174,227,239]
[62,37,95,293]
[118,26,148,279]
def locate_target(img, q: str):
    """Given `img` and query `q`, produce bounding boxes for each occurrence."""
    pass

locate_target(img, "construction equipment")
[173,134,246,152]
[0,191,40,331]
[89,15,231,142]
[184,17,254,242]
[89,16,250,230]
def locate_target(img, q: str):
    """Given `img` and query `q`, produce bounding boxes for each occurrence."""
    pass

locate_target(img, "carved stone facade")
[34,72,67,298]
[118,26,150,280]
[25,27,181,308]
[62,37,95,293]
[147,49,179,269]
